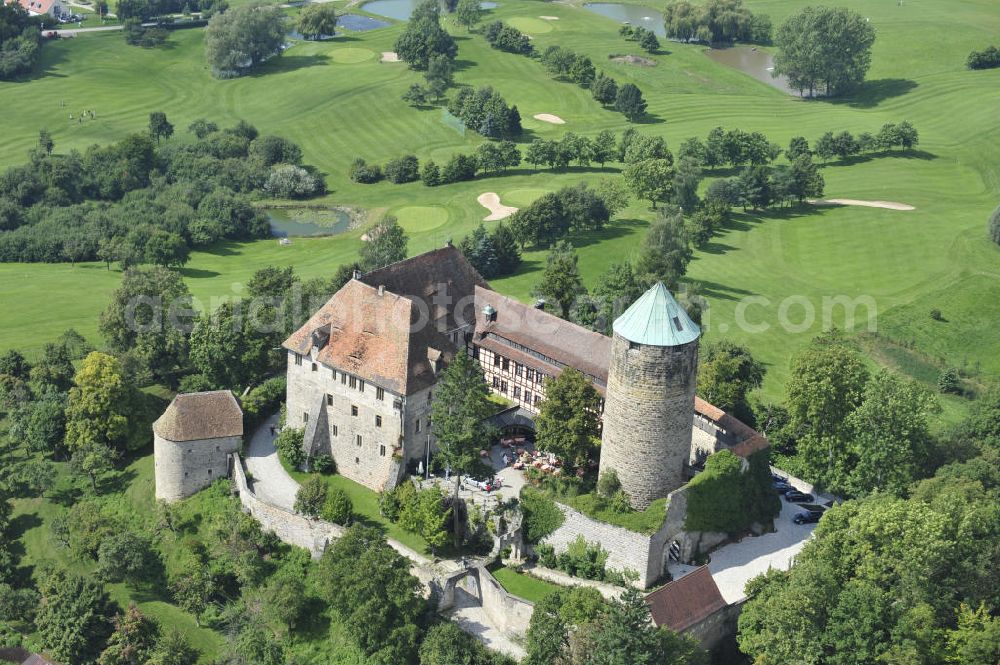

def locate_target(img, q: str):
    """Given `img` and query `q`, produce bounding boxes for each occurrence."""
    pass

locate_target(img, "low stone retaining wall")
[230,454,344,558]
[480,565,534,636]
[522,564,623,600]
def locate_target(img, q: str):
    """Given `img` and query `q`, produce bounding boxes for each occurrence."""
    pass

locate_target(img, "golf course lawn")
[0,0,998,409]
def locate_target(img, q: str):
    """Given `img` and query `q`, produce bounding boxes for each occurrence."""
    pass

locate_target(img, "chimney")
[534,299,546,310]
[378,285,385,296]
[482,304,497,323]
[352,269,362,280]
[445,238,453,247]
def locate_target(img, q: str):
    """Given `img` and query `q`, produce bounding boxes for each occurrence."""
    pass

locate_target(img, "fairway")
[0,0,998,406]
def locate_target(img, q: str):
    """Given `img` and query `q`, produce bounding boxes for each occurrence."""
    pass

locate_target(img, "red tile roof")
[283,279,454,395]
[646,566,727,632]
[13,0,58,14]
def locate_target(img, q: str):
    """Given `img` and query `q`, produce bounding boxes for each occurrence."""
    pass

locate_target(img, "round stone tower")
[599,283,701,509]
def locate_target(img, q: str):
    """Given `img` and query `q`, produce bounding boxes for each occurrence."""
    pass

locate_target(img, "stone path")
[244,414,299,511]
[447,587,526,660]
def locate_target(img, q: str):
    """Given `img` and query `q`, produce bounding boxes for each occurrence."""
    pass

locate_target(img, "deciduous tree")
[535,369,602,467]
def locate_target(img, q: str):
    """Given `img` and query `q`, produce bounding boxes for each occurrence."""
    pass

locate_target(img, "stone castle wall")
[600,334,699,509]
[154,433,241,502]
[286,351,420,491]
[230,454,344,557]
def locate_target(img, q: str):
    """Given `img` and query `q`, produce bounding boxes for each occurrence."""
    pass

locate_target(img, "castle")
[282,244,767,507]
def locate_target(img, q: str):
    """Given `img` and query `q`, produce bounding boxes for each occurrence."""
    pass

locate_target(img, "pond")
[363,0,497,21]
[337,13,391,31]
[267,208,352,238]
[703,45,796,95]
[583,3,665,37]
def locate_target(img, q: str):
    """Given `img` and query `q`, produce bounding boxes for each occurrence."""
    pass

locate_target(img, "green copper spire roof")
[612,282,701,346]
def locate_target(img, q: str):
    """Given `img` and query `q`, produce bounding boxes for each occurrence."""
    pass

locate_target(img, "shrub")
[930,308,943,321]
[312,454,335,474]
[380,480,416,521]
[294,476,328,517]
[685,449,780,534]
[240,377,286,433]
[967,45,1000,70]
[535,543,557,568]
[384,155,420,184]
[988,205,1000,245]
[610,490,632,515]
[321,487,353,524]
[440,153,478,184]
[421,160,441,187]
[520,486,565,543]
[275,428,306,469]
[348,158,383,184]
[263,165,322,198]
[938,368,961,395]
[597,469,621,498]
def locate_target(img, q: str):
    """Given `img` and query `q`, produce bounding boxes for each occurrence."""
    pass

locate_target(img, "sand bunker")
[533,113,565,124]
[539,15,559,20]
[380,51,399,62]
[478,193,518,221]
[810,199,915,211]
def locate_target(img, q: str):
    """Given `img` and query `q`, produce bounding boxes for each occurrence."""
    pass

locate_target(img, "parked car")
[771,472,788,483]
[793,509,824,524]
[772,481,793,494]
[785,490,814,503]
[466,476,502,492]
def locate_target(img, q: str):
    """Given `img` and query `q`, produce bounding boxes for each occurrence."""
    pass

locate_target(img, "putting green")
[330,48,376,64]
[503,188,549,207]
[393,205,449,232]
[507,16,553,34]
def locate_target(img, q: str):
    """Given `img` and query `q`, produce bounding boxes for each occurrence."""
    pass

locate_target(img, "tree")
[591,72,618,105]
[844,370,936,497]
[261,570,308,634]
[639,29,659,53]
[65,352,133,453]
[672,157,702,211]
[70,441,119,492]
[430,352,494,544]
[534,241,586,319]
[96,531,158,588]
[360,215,408,271]
[737,165,772,209]
[785,331,870,487]
[397,486,450,553]
[169,554,212,627]
[535,369,602,468]
[454,0,483,29]
[322,487,353,525]
[614,83,647,120]
[635,208,691,289]
[420,621,516,665]
[316,525,425,661]
[425,53,454,92]
[988,205,1000,246]
[421,159,441,186]
[623,158,675,209]
[385,155,421,183]
[147,629,200,665]
[402,83,428,106]
[36,567,118,665]
[459,223,499,278]
[100,266,194,386]
[205,2,286,78]
[13,391,66,455]
[148,112,174,144]
[144,230,189,268]
[189,300,273,391]
[698,341,765,425]
[226,625,287,665]
[297,2,337,39]
[98,604,159,665]
[187,118,218,139]
[29,342,75,393]
[395,0,457,70]
[788,154,824,202]
[787,136,810,160]
[773,6,876,96]
[525,587,608,665]
[294,475,328,517]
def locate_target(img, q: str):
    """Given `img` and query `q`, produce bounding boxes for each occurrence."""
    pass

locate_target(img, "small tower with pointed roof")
[599,282,701,509]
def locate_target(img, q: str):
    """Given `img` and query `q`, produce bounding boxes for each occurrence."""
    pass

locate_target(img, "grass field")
[489,565,561,603]
[1,0,998,410]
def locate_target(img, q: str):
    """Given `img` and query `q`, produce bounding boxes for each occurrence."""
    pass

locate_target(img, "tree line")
[618,24,660,53]
[540,45,649,121]
[662,0,772,45]
[349,142,520,187]
[0,118,323,265]
[0,2,46,80]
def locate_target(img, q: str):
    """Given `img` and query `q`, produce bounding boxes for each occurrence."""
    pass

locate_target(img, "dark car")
[793,509,823,524]
[772,481,793,494]
[785,490,814,503]
[771,472,788,483]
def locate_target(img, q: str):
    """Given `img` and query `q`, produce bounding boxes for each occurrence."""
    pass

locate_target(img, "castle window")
[472,346,480,359]
[513,386,520,399]
[326,394,333,406]
[355,457,359,464]
[502,358,509,372]
[415,419,421,433]
[303,412,309,423]
[356,434,363,447]
[332,424,338,436]
[351,405,358,416]
[380,445,386,457]
[493,354,500,366]
[375,415,382,428]
[534,394,540,405]
[500,380,508,394]
[331,368,336,379]
[492,376,499,388]
[208,469,212,476]
[294,353,302,366]
[427,390,433,403]
[359,380,365,393]
[349,376,357,389]
[311,363,318,372]
[525,390,532,404]
[341,373,347,385]
[526,368,534,382]
[515,363,523,377]
[376,387,385,401]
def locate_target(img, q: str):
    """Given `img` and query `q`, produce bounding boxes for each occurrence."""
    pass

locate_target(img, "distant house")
[9,0,68,18]
[0,647,59,665]
[646,566,737,650]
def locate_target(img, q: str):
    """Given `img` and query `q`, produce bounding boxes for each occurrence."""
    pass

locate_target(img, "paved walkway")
[447,587,526,660]
[244,414,299,511]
